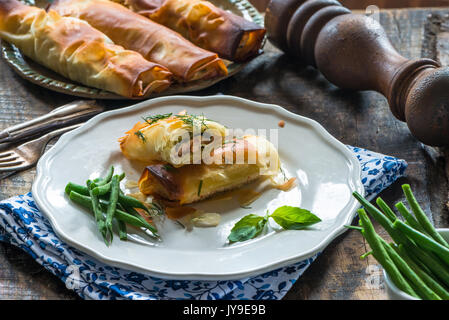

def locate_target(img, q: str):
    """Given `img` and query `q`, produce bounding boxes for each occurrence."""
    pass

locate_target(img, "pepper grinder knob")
[265,0,449,147]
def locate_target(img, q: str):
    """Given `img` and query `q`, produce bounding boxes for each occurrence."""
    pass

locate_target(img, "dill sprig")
[142,113,173,125]
[279,167,288,181]
[162,164,175,172]
[134,130,146,142]
[175,113,214,131]
[142,112,218,132]
[148,201,164,216]
[197,180,203,197]
[223,139,237,145]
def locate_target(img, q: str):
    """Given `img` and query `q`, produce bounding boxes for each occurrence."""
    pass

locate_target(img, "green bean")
[117,194,151,214]
[115,208,158,235]
[92,181,112,196]
[354,188,449,290]
[91,173,125,196]
[65,182,89,196]
[93,166,114,186]
[353,192,407,244]
[378,238,440,300]
[65,181,151,215]
[86,180,108,245]
[360,250,373,260]
[69,191,158,236]
[345,225,364,232]
[354,191,449,279]
[402,184,449,248]
[117,201,126,212]
[405,248,433,276]
[105,175,120,242]
[394,220,449,267]
[395,244,449,300]
[69,191,109,245]
[123,204,143,219]
[70,179,150,214]
[69,190,94,208]
[117,220,127,241]
[406,243,449,288]
[395,202,427,234]
[373,211,449,287]
[66,168,160,245]
[358,209,418,298]
[121,204,158,236]
[375,197,397,222]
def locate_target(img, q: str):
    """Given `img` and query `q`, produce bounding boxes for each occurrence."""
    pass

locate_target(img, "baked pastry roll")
[51,0,228,82]
[119,113,228,166]
[0,0,172,97]
[137,135,281,204]
[113,0,266,61]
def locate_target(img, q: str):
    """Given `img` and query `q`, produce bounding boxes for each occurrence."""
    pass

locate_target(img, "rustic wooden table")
[0,5,448,300]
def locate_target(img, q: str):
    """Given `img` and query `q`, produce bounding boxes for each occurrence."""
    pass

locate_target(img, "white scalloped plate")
[32,95,364,280]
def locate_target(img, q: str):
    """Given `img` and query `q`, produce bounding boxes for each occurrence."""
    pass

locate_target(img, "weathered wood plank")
[250,0,449,13]
[0,7,447,300]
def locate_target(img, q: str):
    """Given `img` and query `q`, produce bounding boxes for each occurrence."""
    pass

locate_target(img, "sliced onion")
[191,212,221,228]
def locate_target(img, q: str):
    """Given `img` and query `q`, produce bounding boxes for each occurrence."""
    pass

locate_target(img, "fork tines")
[0,151,25,170]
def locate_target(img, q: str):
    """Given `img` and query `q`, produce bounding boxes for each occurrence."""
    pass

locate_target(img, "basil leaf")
[228,214,268,243]
[270,206,321,230]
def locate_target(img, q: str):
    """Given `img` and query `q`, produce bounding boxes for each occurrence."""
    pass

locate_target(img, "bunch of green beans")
[65,166,159,246]
[350,184,449,300]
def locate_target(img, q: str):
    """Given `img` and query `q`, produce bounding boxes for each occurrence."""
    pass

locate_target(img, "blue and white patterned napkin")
[0,146,407,300]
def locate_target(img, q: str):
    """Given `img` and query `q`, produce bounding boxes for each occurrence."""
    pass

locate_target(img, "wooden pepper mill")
[265,0,449,147]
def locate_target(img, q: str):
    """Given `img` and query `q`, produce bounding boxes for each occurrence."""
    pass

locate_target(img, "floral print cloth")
[0,146,407,300]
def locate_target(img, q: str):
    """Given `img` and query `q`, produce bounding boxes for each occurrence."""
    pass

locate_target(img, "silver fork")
[0,123,83,173]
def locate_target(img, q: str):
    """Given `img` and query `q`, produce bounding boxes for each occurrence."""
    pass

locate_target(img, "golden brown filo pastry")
[118,113,228,166]
[51,0,228,82]
[113,0,266,62]
[137,135,281,205]
[0,0,172,97]
[119,113,280,204]
[139,162,261,205]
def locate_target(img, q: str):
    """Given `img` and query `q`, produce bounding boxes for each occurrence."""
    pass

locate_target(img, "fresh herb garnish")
[198,180,203,196]
[270,206,321,230]
[228,206,321,243]
[163,164,175,172]
[175,113,214,132]
[141,113,218,132]
[134,130,146,142]
[142,113,173,125]
[228,214,269,243]
[279,166,288,181]
[148,201,164,216]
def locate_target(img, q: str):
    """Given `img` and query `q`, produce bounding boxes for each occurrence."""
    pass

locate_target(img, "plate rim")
[32,95,364,280]
[0,0,264,100]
